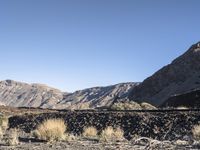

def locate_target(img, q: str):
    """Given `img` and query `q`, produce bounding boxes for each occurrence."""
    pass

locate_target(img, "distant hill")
[129,42,200,106]
[0,80,63,108]
[0,80,139,109]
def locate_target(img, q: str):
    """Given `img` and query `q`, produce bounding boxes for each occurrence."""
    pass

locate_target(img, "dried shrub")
[0,127,3,139]
[4,128,19,146]
[0,116,8,131]
[100,126,124,142]
[193,125,200,141]
[113,127,124,140]
[82,126,98,138]
[33,119,66,142]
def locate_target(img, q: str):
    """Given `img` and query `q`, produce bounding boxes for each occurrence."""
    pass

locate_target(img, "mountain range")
[1,41,200,109]
[0,80,138,109]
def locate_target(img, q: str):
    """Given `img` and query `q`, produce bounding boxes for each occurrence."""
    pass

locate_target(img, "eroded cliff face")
[129,42,200,106]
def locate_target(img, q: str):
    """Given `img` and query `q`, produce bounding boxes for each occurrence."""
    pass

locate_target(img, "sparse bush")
[33,119,66,142]
[0,127,3,139]
[113,127,124,140]
[4,128,19,146]
[0,116,8,130]
[100,126,124,142]
[0,116,8,140]
[111,102,141,110]
[193,125,200,141]
[82,126,98,138]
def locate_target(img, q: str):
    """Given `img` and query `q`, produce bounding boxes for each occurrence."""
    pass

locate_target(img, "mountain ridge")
[0,79,139,109]
[128,41,200,106]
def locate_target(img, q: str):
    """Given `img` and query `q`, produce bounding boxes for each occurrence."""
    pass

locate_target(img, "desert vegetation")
[0,115,19,146]
[82,126,98,138]
[192,125,200,141]
[99,126,124,142]
[1,107,200,150]
[3,128,19,146]
[33,119,67,142]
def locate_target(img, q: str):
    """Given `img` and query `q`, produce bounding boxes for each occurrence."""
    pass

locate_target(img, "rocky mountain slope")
[0,80,139,109]
[129,42,200,106]
[54,82,139,109]
[0,80,63,108]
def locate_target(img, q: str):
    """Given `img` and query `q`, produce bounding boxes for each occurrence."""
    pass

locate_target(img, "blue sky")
[0,0,200,92]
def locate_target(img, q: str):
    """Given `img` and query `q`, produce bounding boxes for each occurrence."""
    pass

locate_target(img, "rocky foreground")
[9,110,200,141]
[0,138,199,150]
[0,108,197,149]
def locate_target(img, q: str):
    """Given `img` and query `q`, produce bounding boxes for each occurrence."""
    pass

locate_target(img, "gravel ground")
[0,140,199,150]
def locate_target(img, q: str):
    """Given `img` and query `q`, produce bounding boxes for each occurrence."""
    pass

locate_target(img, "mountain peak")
[129,42,200,106]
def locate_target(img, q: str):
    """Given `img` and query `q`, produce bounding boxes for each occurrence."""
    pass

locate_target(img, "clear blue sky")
[0,0,200,92]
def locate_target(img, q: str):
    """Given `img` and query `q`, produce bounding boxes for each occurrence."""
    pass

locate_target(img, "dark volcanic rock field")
[9,110,200,141]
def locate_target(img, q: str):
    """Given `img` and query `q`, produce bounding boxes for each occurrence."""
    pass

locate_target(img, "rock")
[175,140,189,146]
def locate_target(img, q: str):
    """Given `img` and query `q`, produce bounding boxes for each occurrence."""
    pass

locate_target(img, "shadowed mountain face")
[0,80,139,109]
[129,42,200,106]
[161,89,200,108]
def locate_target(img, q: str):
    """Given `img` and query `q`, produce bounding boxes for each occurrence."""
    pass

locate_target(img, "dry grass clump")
[192,125,200,141]
[0,116,8,140]
[0,127,3,139]
[100,126,124,142]
[83,126,98,138]
[4,128,19,146]
[33,119,66,142]
[0,116,8,131]
[111,102,141,110]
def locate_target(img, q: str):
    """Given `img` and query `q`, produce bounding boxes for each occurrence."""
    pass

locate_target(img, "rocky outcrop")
[129,42,200,106]
[0,80,139,109]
